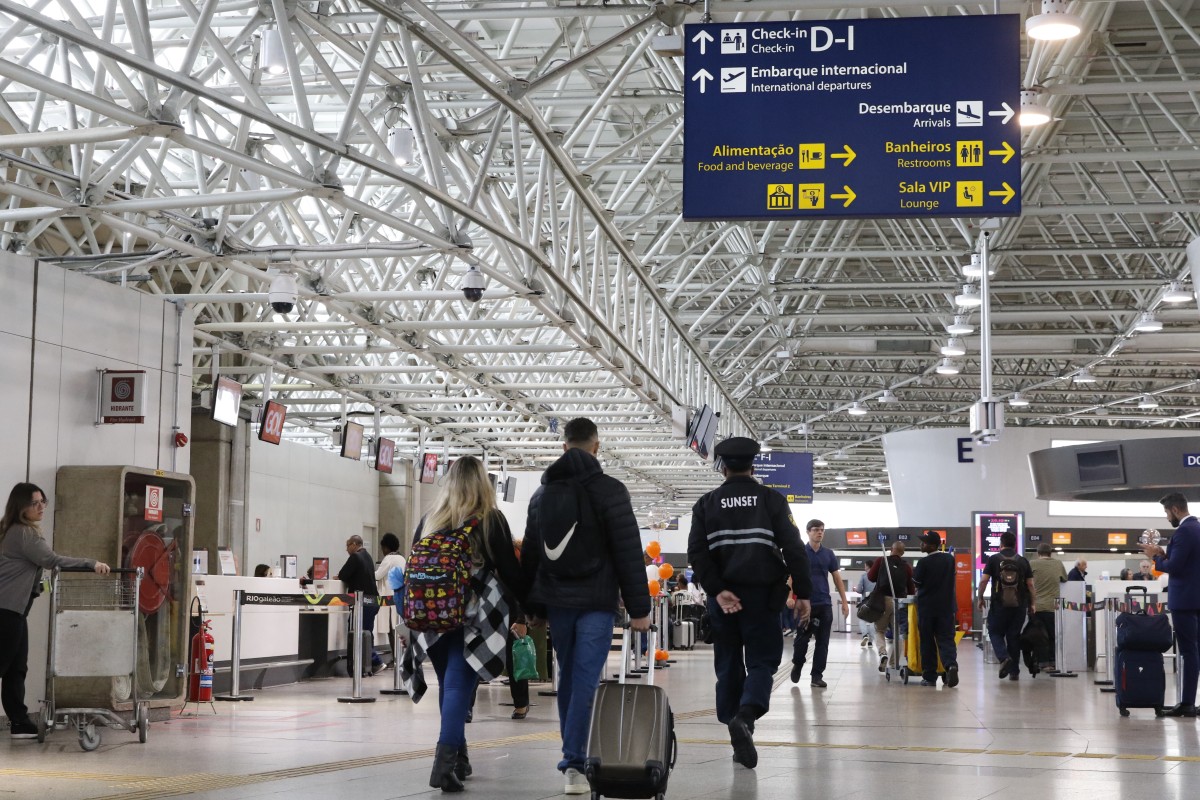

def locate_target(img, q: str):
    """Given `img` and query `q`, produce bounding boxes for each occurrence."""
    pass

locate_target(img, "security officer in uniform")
[687,437,812,770]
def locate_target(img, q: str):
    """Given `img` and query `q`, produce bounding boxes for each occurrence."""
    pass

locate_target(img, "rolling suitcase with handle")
[585,625,676,800]
[1114,647,1166,718]
[670,620,695,650]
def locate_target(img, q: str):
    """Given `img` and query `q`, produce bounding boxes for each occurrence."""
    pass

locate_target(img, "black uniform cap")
[714,436,760,471]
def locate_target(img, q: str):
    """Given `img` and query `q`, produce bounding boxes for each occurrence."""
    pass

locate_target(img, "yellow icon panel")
[956,181,983,207]
[798,144,826,170]
[797,184,825,209]
[955,141,984,167]
[767,184,794,210]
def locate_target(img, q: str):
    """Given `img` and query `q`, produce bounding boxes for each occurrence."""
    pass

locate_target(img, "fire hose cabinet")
[53,466,196,714]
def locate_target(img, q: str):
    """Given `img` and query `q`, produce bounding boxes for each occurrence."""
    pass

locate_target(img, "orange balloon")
[648,580,661,597]
[657,563,675,580]
[646,542,661,559]
[655,649,669,662]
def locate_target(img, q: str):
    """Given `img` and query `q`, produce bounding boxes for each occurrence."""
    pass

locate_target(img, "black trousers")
[0,609,30,724]
[708,587,784,724]
[916,605,958,680]
[1034,610,1056,667]
[506,630,529,709]
[792,604,834,680]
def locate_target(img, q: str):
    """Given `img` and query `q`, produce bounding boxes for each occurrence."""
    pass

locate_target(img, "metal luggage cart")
[873,544,912,684]
[38,566,149,751]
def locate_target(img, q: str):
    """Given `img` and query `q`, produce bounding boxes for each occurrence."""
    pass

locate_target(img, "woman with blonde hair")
[402,457,528,792]
[0,483,110,739]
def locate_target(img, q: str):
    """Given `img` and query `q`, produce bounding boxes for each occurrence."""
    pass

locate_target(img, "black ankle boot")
[430,744,465,792]
[455,744,473,781]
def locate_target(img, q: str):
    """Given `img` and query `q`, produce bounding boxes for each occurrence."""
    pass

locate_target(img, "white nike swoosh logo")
[544,522,577,561]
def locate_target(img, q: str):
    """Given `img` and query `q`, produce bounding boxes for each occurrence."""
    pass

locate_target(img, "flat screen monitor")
[1076,444,1125,486]
[211,377,242,427]
[258,400,287,444]
[340,422,364,460]
[374,437,395,474]
[420,453,439,484]
[686,404,718,459]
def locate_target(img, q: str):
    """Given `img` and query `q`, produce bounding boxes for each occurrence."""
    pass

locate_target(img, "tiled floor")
[4,634,1199,799]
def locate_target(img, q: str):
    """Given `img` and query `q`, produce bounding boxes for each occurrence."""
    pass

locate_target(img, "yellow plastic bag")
[905,604,965,674]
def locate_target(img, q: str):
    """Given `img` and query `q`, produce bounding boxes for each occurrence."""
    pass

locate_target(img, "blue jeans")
[547,607,615,772]
[987,604,1026,664]
[427,628,476,748]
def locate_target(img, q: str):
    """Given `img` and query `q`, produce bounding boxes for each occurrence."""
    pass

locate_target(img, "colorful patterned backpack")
[401,518,477,632]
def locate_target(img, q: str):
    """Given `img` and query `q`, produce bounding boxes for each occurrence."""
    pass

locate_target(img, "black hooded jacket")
[521,448,652,619]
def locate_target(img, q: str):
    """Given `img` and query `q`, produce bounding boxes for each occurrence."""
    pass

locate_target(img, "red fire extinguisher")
[188,620,214,702]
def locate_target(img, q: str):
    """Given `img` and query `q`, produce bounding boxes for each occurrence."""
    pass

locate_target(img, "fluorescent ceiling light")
[935,358,961,375]
[813,457,829,467]
[1073,368,1097,384]
[835,473,848,481]
[1138,395,1159,409]
[1008,392,1030,407]
[1132,311,1163,333]
[1019,90,1051,127]
[774,349,792,358]
[833,450,849,460]
[879,389,897,404]
[940,337,967,357]
[1026,0,1084,41]
[945,315,975,336]
[1162,281,1193,304]
[847,401,868,416]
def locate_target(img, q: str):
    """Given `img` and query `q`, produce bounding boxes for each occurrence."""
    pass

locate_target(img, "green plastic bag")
[512,635,539,682]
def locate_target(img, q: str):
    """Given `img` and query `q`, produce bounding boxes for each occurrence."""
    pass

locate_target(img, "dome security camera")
[268,273,298,314]
[462,266,485,303]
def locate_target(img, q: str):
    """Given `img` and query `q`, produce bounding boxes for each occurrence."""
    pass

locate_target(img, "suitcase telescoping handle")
[618,623,658,687]
[1127,585,1148,595]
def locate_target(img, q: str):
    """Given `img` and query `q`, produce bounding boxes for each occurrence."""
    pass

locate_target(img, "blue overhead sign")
[753,451,814,503]
[683,15,1021,220]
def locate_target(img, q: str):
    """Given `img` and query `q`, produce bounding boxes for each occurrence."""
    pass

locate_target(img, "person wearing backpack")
[520,417,651,796]
[374,532,406,667]
[976,531,1036,681]
[866,542,915,673]
[399,456,529,792]
[1141,492,1200,717]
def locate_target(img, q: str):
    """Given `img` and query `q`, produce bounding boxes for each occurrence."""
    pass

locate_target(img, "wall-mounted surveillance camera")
[268,273,298,314]
[462,266,486,303]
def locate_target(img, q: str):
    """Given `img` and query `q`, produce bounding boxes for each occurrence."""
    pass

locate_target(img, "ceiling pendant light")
[847,401,868,416]
[261,27,288,75]
[388,127,415,166]
[1073,367,1097,384]
[867,488,880,496]
[945,315,975,336]
[1162,281,1193,304]
[1019,90,1052,127]
[1008,391,1030,407]
[1137,394,1159,409]
[936,358,961,375]
[1132,311,1163,333]
[1026,0,1084,41]
[833,450,849,460]
[879,389,897,404]
[813,456,829,467]
[961,253,995,279]
[940,337,967,357]
[954,283,983,308]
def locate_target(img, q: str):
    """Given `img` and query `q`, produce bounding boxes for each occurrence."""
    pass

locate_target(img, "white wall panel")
[0,255,34,337]
[0,331,33,485]
[30,261,64,347]
[60,269,142,363]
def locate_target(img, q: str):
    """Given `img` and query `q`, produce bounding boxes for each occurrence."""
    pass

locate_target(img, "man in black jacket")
[688,437,811,770]
[912,530,959,687]
[337,535,382,675]
[523,418,651,795]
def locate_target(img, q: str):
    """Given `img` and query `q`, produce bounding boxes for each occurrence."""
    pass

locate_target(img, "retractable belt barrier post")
[215,589,355,701]
[1096,597,1117,688]
[339,591,376,704]
[378,596,408,696]
[1051,598,1078,678]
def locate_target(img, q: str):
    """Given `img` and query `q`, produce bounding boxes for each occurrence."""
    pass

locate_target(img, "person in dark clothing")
[689,437,811,770]
[977,532,1035,681]
[1142,492,1200,717]
[865,543,915,673]
[338,534,383,675]
[912,530,959,687]
[1067,559,1088,581]
[790,518,848,688]
[521,417,651,796]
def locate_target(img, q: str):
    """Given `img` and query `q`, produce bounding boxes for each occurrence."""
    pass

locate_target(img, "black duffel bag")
[1115,611,1173,653]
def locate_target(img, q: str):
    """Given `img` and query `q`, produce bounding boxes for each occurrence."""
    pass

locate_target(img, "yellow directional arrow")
[831,145,856,167]
[988,141,1016,164]
[987,182,1016,205]
[830,186,856,207]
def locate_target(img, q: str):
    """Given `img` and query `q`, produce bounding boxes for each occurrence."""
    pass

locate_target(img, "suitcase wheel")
[1155,707,1164,717]
[1119,706,1130,717]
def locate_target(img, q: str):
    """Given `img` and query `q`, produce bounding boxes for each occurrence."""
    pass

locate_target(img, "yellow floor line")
[0,768,159,783]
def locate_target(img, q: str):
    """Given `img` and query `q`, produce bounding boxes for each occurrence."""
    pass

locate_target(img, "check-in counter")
[194,576,358,691]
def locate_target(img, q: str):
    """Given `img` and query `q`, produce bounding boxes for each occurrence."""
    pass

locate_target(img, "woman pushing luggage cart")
[38,566,150,750]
